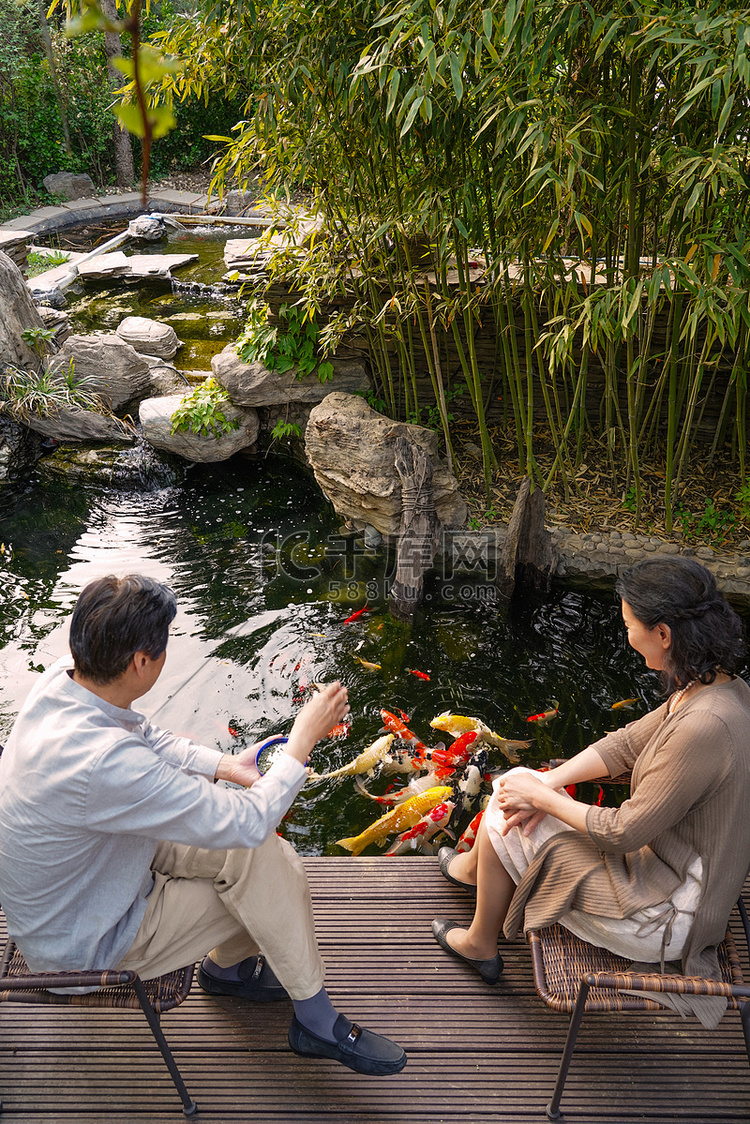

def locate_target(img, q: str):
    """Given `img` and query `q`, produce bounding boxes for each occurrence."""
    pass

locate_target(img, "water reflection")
[1,447,746,854]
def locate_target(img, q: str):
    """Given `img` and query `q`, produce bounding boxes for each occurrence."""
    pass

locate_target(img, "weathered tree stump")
[388,436,440,619]
[498,477,556,600]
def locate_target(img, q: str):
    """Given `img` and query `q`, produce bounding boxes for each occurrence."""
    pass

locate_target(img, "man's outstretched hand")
[215,681,350,787]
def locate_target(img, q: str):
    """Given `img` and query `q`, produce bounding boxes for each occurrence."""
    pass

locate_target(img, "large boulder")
[0,251,45,373]
[47,334,151,411]
[21,408,134,444]
[139,395,260,463]
[42,171,96,200]
[212,346,369,407]
[305,392,467,536]
[116,316,182,360]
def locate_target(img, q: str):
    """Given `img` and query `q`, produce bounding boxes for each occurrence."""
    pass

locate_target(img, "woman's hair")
[69,574,177,685]
[615,557,744,693]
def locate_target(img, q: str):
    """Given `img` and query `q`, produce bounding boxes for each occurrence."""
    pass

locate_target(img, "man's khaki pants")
[116,833,325,1001]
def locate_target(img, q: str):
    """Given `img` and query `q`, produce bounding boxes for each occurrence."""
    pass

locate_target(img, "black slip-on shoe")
[288,1013,407,1076]
[197,955,289,1002]
[431,918,503,984]
[437,846,477,896]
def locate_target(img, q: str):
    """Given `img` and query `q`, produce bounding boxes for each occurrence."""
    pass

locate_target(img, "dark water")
[0,445,713,855]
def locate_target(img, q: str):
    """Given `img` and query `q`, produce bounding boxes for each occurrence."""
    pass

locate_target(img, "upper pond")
[2,447,737,855]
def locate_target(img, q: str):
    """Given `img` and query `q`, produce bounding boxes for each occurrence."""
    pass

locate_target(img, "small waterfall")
[106,434,180,492]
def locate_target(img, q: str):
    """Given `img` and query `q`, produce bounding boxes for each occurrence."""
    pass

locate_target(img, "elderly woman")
[432,557,750,1026]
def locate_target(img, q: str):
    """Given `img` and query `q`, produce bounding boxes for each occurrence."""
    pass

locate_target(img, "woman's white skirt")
[485,768,702,962]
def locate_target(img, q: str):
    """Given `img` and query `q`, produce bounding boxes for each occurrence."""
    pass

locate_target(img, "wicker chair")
[0,937,197,1116]
[528,898,750,1120]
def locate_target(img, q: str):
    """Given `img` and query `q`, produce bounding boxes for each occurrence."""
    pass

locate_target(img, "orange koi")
[379,709,433,764]
[343,606,369,624]
[429,730,478,768]
[408,669,430,680]
[611,697,639,709]
[326,723,351,739]
[385,800,456,855]
[456,809,484,853]
[228,725,240,737]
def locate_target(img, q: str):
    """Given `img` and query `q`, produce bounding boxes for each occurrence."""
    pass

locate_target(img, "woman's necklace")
[668,679,699,714]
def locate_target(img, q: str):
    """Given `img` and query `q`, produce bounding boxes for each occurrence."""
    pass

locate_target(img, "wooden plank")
[0,858,748,1123]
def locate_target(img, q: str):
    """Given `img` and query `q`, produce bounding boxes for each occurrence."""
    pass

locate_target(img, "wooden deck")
[1,857,749,1123]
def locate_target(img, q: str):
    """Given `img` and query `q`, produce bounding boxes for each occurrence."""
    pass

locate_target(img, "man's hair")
[69,574,177,685]
[615,556,744,693]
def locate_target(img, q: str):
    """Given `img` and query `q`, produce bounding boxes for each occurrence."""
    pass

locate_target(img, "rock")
[212,346,370,406]
[142,356,190,396]
[139,395,259,463]
[30,286,67,310]
[36,307,71,347]
[0,416,43,480]
[21,407,135,444]
[0,250,46,373]
[116,316,182,360]
[127,215,167,241]
[42,171,96,201]
[77,252,198,282]
[47,334,151,411]
[305,392,467,537]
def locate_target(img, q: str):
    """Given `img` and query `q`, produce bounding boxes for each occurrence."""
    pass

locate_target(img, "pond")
[42,221,261,372]
[1,444,725,857]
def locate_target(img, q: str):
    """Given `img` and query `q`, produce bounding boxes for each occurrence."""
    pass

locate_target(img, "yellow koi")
[429,712,529,764]
[611,697,639,710]
[336,786,453,855]
[308,734,394,781]
[352,656,382,671]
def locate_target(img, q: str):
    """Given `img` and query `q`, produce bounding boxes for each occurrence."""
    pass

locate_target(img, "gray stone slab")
[1,216,45,231]
[58,197,105,211]
[103,192,146,205]
[0,229,33,245]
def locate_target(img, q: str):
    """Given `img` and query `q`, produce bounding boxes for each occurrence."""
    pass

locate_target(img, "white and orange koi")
[307,734,394,781]
[456,809,484,853]
[385,800,456,856]
[430,711,529,764]
[336,786,453,855]
[380,708,442,765]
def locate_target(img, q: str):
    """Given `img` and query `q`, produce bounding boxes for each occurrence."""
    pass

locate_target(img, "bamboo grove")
[153,0,750,528]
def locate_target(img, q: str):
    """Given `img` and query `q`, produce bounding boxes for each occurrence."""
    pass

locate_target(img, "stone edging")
[0,189,211,237]
[443,525,750,606]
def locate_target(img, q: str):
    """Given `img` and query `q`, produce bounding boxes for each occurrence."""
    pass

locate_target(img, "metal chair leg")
[546,978,591,1121]
[133,977,197,1116]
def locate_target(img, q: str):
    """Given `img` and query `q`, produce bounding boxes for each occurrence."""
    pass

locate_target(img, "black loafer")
[432,918,503,984]
[198,955,289,1002]
[288,1013,407,1076]
[438,846,477,896]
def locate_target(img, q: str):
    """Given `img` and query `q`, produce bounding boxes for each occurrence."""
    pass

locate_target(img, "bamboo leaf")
[450,53,464,101]
[386,69,400,117]
[400,94,424,137]
[717,92,734,135]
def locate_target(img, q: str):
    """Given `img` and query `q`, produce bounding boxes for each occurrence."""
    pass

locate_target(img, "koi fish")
[228,725,240,737]
[408,669,431,680]
[335,786,454,855]
[352,656,381,671]
[379,709,436,764]
[429,730,478,768]
[454,750,489,816]
[326,723,351,739]
[611,697,639,710]
[343,606,369,624]
[307,734,394,781]
[385,800,456,856]
[354,768,444,805]
[526,701,559,724]
[430,712,529,764]
[456,809,484,853]
[395,708,411,723]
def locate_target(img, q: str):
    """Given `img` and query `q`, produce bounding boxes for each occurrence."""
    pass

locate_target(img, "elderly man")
[0,574,406,1076]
